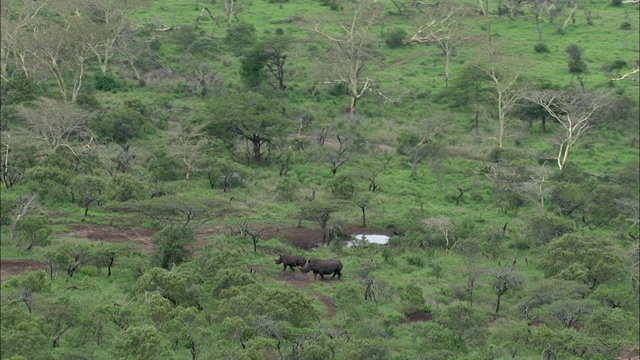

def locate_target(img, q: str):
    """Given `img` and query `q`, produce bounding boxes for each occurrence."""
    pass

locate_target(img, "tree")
[71,175,106,217]
[240,35,290,90]
[116,325,167,360]
[474,46,527,148]
[108,196,230,227]
[306,0,383,115]
[488,266,526,313]
[446,64,492,131]
[15,214,52,250]
[527,90,608,171]
[300,201,339,245]
[452,238,484,306]
[422,216,455,254]
[541,233,622,289]
[0,0,48,80]
[151,226,197,269]
[565,44,587,91]
[16,98,93,158]
[201,91,291,164]
[408,0,468,88]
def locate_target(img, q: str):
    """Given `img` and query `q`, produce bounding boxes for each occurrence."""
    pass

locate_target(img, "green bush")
[276,177,299,202]
[93,73,121,92]
[150,226,196,269]
[534,42,550,53]
[225,23,256,52]
[620,21,632,30]
[524,212,576,246]
[110,174,146,202]
[385,28,407,49]
[328,173,355,200]
[92,107,150,144]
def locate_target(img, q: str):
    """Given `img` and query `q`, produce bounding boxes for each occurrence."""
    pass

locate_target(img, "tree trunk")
[361,207,366,227]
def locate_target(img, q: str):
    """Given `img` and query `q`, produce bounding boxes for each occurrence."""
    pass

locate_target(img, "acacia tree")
[306,0,383,115]
[527,90,607,171]
[565,44,587,91]
[0,0,49,80]
[240,35,290,90]
[474,46,527,148]
[422,216,455,254]
[16,98,93,157]
[489,266,525,314]
[408,0,468,88]
[202,91,291,164]
[300,201,339,245]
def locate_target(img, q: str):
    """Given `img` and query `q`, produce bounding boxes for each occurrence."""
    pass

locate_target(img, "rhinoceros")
[275,254,306,271]
[301,259,343,280]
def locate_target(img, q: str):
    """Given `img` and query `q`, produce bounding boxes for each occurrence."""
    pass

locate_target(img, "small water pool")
[347,234,390,247]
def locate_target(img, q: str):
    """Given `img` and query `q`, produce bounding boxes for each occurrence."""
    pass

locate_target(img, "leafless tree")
[0,0,49,80]
[306,0,383,115]
[408,1,469,88]
[16,98,93,157]
[527,90,608,171]
[474,46,528,148]
[422,216,455,254]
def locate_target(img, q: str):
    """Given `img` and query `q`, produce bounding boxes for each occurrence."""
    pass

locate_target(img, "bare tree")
[408,1,469,88]
[422,216,455,254]
[489,266,525,313]
[0,0,49,79]
[306,0,383,115]
[527,90,608,171]
[474,46,527,148]
[16,98,93,157]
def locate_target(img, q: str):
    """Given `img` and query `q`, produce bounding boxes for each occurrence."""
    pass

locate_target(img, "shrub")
[110,173,146,202]
[620,21,632,30]
[385,28,407,49]
[151,227,196,269]
[92,108,148,143]
[93,73,121,91]
[611,0,623,6]
[225,23,256,52]
[534,42,550,53]
[328,173,355,200]
[276,177,300,202]
[524,212,576,246]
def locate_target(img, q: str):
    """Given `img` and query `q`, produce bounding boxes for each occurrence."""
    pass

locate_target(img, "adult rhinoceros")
[301,259,343,280]
[275,254,306,271]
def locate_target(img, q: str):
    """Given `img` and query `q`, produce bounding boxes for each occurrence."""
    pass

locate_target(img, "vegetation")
[1,0,638,359]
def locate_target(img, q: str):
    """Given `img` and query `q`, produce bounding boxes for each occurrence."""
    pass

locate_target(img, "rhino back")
[310,259,342,271]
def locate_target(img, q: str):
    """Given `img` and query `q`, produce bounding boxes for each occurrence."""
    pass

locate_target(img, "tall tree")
[306,0,383,115]
[474,45,527,148]
[408,0,468,88]
[200,91,291,164]
[240,35,291,91]
[565,44,588,91]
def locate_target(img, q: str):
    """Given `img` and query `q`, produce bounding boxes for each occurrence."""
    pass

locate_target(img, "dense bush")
[385,28,407,49]
[225,23,256,52]
[534,42,550,53]
[93,73,121,92]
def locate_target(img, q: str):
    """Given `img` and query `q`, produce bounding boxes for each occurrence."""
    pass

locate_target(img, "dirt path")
[275,270,338,320]
[1,259,48,279]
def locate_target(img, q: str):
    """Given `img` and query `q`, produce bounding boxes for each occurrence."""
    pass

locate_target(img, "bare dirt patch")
[64,224,155,253]
[620,344,640,360]
[402,311,433,324]
[1,260,48,279]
